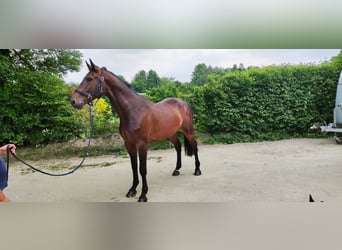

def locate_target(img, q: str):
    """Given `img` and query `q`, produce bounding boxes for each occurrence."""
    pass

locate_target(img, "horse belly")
[148,111,182,142]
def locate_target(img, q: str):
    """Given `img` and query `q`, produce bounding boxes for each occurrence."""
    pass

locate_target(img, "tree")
[146,70,161,89]
[2,49,81,75]
[330,49,342,69]
[207,66,232,76]
[191,63,208,85]
[131,70,147,93]
[232,63,246,72]
[0,49,83,145]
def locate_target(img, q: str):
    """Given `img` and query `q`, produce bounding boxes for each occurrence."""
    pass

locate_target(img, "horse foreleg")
[126,147,139,198]
[193,141,201,176]
[138,144,148,202]
[169,135,182,176]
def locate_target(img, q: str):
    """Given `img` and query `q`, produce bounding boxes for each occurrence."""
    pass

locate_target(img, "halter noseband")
[75,67,106,104]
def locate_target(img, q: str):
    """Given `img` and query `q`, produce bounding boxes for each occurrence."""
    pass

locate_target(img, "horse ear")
[89,58,96,72]
[69,85,75,93]
[86,60,92,71]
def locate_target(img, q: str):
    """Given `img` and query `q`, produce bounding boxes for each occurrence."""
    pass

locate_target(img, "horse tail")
[184,134,194,157]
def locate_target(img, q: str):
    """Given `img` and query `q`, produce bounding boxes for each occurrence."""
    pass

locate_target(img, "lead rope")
[6,103,95,178]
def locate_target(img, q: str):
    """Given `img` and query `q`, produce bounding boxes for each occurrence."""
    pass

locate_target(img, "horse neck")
[104,73,148,120]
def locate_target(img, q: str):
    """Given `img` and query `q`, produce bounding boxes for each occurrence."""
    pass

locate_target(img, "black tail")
[184,135,194,156]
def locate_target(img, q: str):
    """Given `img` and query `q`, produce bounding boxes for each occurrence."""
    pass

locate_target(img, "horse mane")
[106,70,139,95]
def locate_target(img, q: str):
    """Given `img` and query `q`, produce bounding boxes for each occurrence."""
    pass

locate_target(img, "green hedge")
[189,63,340,136]
[147,54,342,139]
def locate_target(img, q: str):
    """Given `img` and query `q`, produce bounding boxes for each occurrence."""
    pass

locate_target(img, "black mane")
[106,70,139,94]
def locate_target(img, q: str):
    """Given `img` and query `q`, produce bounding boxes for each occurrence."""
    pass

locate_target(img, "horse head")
[70,59,106,109]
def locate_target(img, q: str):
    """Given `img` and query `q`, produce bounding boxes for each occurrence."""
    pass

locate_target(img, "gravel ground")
[5,138,342,202]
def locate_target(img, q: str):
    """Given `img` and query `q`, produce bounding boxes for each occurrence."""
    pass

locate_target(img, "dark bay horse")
[70,59,201,202]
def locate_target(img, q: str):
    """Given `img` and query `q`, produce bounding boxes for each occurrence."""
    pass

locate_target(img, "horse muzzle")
[70,97,85,109]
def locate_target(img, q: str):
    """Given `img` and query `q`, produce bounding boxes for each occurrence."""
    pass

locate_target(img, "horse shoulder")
[121,102,153,134]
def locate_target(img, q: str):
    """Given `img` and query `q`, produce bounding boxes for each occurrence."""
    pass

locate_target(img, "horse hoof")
[172,170,180,176]
[126,190,137,198]
[138,196,148,202]
[194,169,202,176]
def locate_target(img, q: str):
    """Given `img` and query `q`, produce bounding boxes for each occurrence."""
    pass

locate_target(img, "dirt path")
[5,138,342,202]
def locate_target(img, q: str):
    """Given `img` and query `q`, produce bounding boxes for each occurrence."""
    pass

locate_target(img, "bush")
[73,98,119,138]
[145,53,342,140]
[0,71,81,145]
[190,63,340,137]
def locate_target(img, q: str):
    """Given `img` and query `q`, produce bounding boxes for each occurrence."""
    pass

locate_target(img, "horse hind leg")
[184,134,201,176]
[168,134,182,176]
[181,110,201,176]
[181,103,201,176]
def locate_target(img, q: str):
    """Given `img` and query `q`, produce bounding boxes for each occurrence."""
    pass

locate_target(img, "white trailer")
[315,71,342,143]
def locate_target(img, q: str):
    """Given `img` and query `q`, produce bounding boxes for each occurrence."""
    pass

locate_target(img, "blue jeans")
[0,156,8,190]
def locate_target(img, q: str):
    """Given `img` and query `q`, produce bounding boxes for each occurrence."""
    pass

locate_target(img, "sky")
[64,49,341,84]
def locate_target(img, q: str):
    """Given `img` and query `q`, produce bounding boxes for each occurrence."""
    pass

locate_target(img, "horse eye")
[86,77,93,82]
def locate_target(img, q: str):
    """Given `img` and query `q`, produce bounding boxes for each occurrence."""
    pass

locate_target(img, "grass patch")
[80,161,117,169]
[17,142,125,161]
[19,161,72,175]
[148,156,163,163]
[19,160,117,175]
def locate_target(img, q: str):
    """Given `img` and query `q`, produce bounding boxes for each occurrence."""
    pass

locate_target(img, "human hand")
[0,144,16,155]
